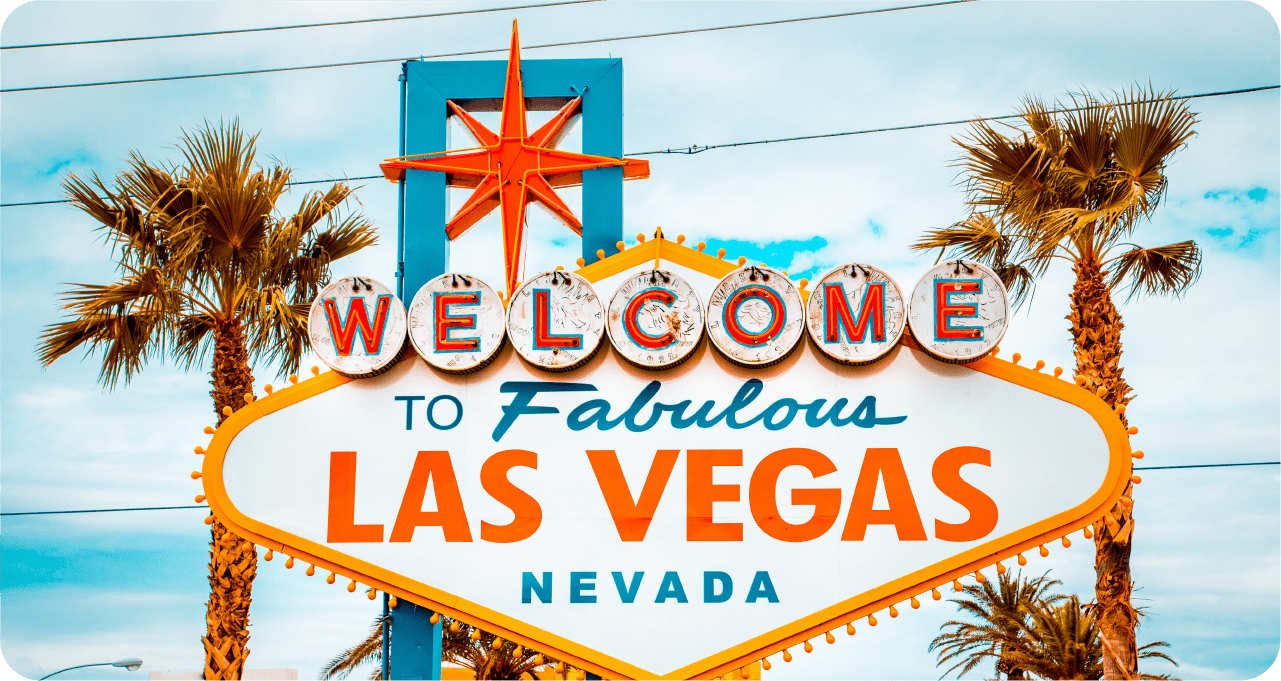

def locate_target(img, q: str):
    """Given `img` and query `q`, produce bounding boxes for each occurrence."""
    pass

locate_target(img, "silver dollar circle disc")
[706,265,805,368]
[408,273,506,374]
[507,270,605,372]
[907,259,1009,364]
[606,269,705,370]
[307,276,408,377]
[805,263,907,366]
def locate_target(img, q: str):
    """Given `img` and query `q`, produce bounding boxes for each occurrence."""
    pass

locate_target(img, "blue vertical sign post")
[395,58,626,300]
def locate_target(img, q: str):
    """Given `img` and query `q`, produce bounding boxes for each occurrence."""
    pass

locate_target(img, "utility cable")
[1,174,385,207]
[3,83,1276,208]
[631,84,1281,155]
[2,0,601,50]
[0,0,975,93]
[1,505,206,516]
[2,462,1276,516]
[1133,461,1280,471]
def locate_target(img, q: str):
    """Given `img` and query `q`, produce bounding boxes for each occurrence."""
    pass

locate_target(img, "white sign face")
[606,269,705,370]
[907,260,1009,364]
[706,266,805,368]
[207,328,1126,679]
[805,263,906,366]
[307,277,407,377]
[408,273,506,374]
[506,271,605,372]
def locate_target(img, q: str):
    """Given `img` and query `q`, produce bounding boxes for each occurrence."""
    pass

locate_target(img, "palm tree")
[38,119,377,680]
[913,85,1199,679]
[1004,596,1178,680]
[322,610,563,680]
[929,570,1064,679]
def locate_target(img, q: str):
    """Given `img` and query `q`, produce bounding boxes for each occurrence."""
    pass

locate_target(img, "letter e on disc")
[408,273,506,374]
[907,260,1009,364]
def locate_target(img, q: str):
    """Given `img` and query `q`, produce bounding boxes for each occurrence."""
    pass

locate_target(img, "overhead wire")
[630,84,1281,155]
[2,461,1275,516]
[1,0,602,50]
[0,0,976,93]
[2,83,1276,208]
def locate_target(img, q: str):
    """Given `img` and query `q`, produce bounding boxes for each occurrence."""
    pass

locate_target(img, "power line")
[1,505,206,517]
[1,0,601,51]
[1,175,385,208]
[1134,461,1279,471]
[2,462,1276,516]
[631,84,1281,155]
[3,83,1276,208]
[0,0,975,93]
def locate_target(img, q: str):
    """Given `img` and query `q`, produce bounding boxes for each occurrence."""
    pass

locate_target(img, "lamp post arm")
[39,663,109,680]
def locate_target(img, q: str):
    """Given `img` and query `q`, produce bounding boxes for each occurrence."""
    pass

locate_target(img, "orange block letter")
[480,449,542,543]
[841,448,927,541]
[327,451,384,543]
[587,449,679,541]
[750,448,841,542]
[390,451,473,542]
[687,449,743,541]
[932,446,998,542]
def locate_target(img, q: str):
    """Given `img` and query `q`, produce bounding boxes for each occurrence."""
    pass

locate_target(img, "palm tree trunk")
[203,319,258,680]
[1068,258,1138,680]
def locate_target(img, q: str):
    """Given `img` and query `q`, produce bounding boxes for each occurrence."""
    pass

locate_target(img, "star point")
[381,22,649,294]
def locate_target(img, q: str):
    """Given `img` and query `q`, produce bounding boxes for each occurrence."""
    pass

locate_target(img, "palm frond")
[320,615,385,680]
[911,214,1013,267]
[37,310,166,389]
[1105,240,1202,301]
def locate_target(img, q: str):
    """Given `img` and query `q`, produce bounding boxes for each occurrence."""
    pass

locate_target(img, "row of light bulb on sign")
[189,342,1143,681]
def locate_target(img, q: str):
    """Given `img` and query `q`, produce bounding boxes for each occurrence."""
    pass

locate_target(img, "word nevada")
[305,259,1011,377]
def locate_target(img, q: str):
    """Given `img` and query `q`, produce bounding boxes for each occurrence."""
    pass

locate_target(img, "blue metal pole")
[381,594,391,680]
[390,603,443,680]
[396,63,408,299]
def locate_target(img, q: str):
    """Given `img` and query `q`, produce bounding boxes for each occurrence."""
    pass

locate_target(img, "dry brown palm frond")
[1058,90,1114,201]
[37,310,166,388]
[954,122,1052,218]
[993,261,1037,310]
[1105,240,1202,301]
[320,614,386,680]
[911,214,1013,266]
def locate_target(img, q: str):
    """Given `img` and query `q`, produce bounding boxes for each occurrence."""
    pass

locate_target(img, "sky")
[1,1,1278,679]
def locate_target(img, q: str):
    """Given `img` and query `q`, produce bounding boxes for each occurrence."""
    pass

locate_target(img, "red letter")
[327,451,384,542]
[623,289,678,349]
[841,448,927,541]
[723,286,787,347]
[824,282,886,343]
[687,449,743,541]
[587,449,679,541]
[750,448,841,542]
[324,295,393,356]
[390,451,473,542]
[533,289,583,350]
[435,291,481,352]
[932,446,998,542]
[480,449,542,543]
[933,280,983,341]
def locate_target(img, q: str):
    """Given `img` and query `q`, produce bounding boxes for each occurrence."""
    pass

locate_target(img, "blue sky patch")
[702,236,830,281]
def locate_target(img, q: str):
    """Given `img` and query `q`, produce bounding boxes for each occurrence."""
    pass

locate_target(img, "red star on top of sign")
[380,21,650,295]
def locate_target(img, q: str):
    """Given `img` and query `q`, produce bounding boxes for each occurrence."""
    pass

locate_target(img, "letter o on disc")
[606,269,705,370]
[408,273,506,374]
[507,270,605,372]
[307,276,408,377]
[805,263,906,366]
[706,265,805,368]
[907,259,1009,364]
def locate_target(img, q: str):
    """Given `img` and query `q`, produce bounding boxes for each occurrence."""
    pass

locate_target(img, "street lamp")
[38,658,143,680]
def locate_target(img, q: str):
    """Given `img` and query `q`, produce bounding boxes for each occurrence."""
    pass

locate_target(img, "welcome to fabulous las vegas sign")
[197,21,1133,681]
